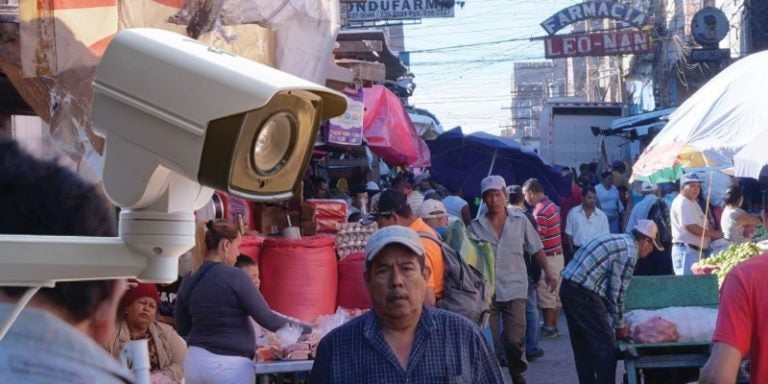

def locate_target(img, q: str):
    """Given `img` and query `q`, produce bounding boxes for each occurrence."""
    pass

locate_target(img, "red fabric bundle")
[238,235,264,264]
[305,199,348,234]
[336,253,371,310]
[259,235,338,322]
[633,316,680,344]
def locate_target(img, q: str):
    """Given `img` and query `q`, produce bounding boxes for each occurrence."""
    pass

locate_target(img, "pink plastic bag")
[632,316,680,344]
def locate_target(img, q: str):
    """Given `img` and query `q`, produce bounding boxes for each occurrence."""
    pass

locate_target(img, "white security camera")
[93,28,347,206]
[0,29,346,288]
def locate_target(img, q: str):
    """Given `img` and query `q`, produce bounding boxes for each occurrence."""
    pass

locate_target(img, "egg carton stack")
[335,222,377,260]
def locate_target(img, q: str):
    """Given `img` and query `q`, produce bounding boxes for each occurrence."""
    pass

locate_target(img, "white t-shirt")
[407,191,424,213]
[670,194,709,248]
[565,205,611,247]
[442,195,469,219]
[721,206,748,244]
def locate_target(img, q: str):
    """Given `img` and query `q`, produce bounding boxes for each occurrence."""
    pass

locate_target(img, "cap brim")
[652,238,664,251]
[361,214,378,226]
[366,240,424,262]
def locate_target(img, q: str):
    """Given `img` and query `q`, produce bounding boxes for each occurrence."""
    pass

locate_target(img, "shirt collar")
[363,307,437,371]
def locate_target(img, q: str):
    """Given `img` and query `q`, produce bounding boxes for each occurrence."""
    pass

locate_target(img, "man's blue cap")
[680,173,702,185]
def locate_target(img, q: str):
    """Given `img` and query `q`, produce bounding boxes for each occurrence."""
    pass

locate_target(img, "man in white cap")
[626,181,661,233]
[626,181,674,275]
[560,219,663,384]
[670,173,722,275]
[469,175,556,384]
[309,226,504,384]
[417,199,450,238]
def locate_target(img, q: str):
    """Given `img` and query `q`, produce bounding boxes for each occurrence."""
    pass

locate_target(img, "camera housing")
[92,28,347,207]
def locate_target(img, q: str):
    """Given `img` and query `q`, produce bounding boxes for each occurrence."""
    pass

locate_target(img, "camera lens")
[252,112,294,174]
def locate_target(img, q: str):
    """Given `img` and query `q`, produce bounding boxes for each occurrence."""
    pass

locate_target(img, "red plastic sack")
[632,316,680,344]
[239,235,264,264]
[260,235,338,322]
[305,199,348,234]
[336,253,371,310]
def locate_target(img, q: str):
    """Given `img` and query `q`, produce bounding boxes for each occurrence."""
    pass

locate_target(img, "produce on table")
[697,242,762,286]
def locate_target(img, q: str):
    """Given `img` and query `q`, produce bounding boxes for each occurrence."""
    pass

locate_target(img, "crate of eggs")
[335,222,378,260]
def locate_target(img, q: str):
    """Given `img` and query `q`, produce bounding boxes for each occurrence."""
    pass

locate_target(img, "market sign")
[327,89,364,146]
[540,1,650,35]
[544,30,653,59]
[347,0,454,22]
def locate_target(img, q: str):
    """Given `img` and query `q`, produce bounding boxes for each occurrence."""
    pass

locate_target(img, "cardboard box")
[301,221,318,236]
[252,204,299,235]
[301,204,316,221]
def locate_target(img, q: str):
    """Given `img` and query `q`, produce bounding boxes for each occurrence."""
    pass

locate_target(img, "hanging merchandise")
[327,88,364,146]
[363,85,431,168]
[305,199,349,233]
[336,252,371,310]
[260,236,338,322]
[195,191,254,231]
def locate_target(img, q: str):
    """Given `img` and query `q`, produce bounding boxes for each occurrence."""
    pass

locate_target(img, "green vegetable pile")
[699,242,762,286]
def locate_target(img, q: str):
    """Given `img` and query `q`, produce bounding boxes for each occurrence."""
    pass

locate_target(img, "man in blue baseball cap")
[309,226,503,383]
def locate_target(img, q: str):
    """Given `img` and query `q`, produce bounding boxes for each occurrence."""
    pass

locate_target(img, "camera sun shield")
[92,28,347,206]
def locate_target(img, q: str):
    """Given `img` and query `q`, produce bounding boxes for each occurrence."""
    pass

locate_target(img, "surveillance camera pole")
[0,166,212,344]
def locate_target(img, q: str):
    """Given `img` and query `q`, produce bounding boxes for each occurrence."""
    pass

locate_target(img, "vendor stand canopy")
[363,85,430,168]
[632,50,768,183]
[605,107,675,138]
[428,127,570,202]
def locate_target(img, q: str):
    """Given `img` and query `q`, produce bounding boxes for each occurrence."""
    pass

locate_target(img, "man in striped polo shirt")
[523,178,564,339]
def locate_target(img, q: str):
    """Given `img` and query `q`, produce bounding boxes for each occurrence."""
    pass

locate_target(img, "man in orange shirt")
[368,190,444,306]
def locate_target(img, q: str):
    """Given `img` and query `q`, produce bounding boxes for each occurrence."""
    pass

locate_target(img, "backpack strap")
[416,230,442,244]
[417,231,464,283]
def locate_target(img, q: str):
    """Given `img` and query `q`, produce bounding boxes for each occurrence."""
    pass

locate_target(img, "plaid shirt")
[308,307,503,384]
[561,233,638,327]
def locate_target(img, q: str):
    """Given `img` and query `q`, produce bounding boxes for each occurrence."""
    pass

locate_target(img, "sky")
[405,0,581,135]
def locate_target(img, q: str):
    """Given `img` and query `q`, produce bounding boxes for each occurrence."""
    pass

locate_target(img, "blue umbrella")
[428,127,570,204]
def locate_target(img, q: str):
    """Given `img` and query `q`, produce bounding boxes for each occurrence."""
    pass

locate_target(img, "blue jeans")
[672,243,710,275]
[607,214,621,233]
[560,281,617,384]
[526,279,542,355]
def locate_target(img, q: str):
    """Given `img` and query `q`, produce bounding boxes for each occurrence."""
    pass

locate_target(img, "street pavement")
[501,313,627,384]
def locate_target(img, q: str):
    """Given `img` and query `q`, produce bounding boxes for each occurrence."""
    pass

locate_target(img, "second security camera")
[92,28,347,207]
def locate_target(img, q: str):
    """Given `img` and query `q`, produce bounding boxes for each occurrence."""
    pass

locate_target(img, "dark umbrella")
[428,127,570,204]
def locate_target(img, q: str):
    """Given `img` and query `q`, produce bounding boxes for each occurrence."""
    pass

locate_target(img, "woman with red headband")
[106,283,186,383]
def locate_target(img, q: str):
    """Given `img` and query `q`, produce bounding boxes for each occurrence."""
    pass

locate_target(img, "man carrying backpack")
[469,175,557,384]
[369,189,444,307]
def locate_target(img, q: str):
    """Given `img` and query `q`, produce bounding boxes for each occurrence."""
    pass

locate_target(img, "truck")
[537,99,625,169]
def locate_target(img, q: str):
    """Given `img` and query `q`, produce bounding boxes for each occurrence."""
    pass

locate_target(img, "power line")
[408,36,539,53]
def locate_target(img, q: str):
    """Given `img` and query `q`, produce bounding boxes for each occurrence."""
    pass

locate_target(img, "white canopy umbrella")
[733,130,768,179]
[632,50,768,182]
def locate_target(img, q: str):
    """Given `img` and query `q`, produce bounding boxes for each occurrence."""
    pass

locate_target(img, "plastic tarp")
[428,127,570,202]
[409,112,443,140]
[363,85,431,168]
[6,0,338,182]
[636,50,768,179]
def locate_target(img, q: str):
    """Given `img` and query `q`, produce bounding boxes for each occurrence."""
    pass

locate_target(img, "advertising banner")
[327,89,364,146]
[347,0,454,21]
[544,30,653,59]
